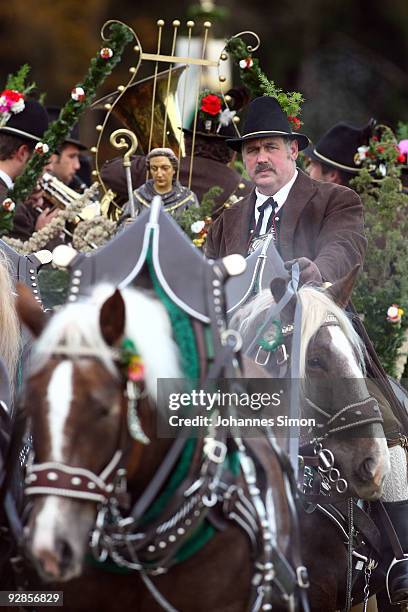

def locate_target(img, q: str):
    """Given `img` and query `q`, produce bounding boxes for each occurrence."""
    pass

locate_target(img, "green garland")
[178,185,222,247]
[4,22,133,224]
[226,36,304,124]
[351,153,408,376]
[354,124,405,180]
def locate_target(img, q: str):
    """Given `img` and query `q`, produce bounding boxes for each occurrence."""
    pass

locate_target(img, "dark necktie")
[253,197,278,238]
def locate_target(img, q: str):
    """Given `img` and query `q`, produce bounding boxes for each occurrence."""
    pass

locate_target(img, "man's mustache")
[255,162,275,174]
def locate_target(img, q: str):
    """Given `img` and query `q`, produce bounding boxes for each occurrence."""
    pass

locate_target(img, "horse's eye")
[93,402,111,418]
[307,357,322,369]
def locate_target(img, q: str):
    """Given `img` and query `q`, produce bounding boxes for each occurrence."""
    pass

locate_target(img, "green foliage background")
[351,169,408,376]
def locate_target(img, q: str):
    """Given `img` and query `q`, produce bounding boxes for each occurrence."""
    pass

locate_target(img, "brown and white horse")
[232,270,390,502]
[232,269,392,611]
[16,283,295,612]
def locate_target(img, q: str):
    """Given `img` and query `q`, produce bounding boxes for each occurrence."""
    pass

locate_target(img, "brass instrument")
[40,172,99,221]
[40,172,83,209]
[92,64,186,157]
[38,173,101,249]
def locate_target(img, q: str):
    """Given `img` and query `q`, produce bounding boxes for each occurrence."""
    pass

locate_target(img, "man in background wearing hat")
[9,108,87,242]
[45,106,88,189]
[0,98,48,207]
[205,95,366,286]
[305,120,374,187]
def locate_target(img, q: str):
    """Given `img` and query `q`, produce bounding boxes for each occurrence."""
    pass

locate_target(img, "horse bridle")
[25,344,137,506]
[252,311,384,497]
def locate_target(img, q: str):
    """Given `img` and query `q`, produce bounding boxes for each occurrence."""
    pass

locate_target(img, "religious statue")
[121,147,198,221]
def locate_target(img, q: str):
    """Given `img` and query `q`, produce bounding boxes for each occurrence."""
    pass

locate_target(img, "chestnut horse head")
[231,268,390,501]
[17,283,182,581]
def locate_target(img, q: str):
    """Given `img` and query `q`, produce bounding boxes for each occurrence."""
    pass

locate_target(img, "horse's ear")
[270,277,288,303]
[99,289,126,346]
[15,282,46,337]
[326,265,360,308]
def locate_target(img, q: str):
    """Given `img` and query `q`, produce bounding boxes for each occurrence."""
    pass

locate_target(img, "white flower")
[356,145,369,161]
[71,86,85,102]
[2,198,15,212]
[239,58,254,69]
[378,163,387,177]
[10,98,25,114]
[35,142,49,154]
[218,108,236,127]
[191,220,206,234]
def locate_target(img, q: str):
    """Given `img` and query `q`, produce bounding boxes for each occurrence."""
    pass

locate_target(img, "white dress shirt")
[0,169,14,190]
[254,169,298,235]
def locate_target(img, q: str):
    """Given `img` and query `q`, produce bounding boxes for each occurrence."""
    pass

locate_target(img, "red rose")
[288,115,301,130]
[397,153,406,163]
[372,135,378,141]
[3,89,23,102]
[376,145,385,153]
[201,94,222,116]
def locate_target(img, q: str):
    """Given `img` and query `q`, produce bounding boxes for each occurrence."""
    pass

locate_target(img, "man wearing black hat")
[8,108,87,243]
[305,121,374,187]
[205,96,366,286]
[45,107,88,189]
[0,98,49,206]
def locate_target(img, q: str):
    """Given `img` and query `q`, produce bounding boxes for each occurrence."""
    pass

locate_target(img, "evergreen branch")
[5,22,133,218]
[5,64,36,94]
[226,36,304,122]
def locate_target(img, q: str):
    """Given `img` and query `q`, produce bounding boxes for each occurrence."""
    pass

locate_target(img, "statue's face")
[149,155,175,193]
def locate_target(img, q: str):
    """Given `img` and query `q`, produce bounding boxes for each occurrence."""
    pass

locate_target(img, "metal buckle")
[204,438,227,464]
[296,565,310,589]
[255,345,271,366]
[276,344,288,365]
[317,448,335,472]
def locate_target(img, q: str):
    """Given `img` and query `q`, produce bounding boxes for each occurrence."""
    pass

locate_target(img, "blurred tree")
[0,0,111,102]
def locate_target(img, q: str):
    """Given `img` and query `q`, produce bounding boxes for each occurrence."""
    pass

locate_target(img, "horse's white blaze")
[328,326,363,378]
[31,497,62,555]
[47,360,73,462]
[32,361,76,566]
[329,325,390,482]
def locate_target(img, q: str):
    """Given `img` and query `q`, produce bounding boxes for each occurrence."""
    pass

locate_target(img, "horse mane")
[231,285,366,376]
[32,285,182,402]
[0,250,20,387]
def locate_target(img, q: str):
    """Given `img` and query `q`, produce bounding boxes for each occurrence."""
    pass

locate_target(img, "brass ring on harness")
[220,329,243,352]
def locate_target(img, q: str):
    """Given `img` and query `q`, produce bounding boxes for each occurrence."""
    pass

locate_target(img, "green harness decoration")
[257,320,284,352]
[90,242,242,572]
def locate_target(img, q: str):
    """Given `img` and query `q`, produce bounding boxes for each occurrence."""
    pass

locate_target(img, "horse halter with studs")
[25,337,149,505]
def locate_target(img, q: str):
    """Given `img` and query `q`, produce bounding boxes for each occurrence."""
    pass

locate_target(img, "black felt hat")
[47,106,87,150]
[0,98,48,143]
[305,120,375,173]
[226,96,309,152]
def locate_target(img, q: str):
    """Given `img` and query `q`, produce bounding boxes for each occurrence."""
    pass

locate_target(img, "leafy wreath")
[226,36,304,130]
